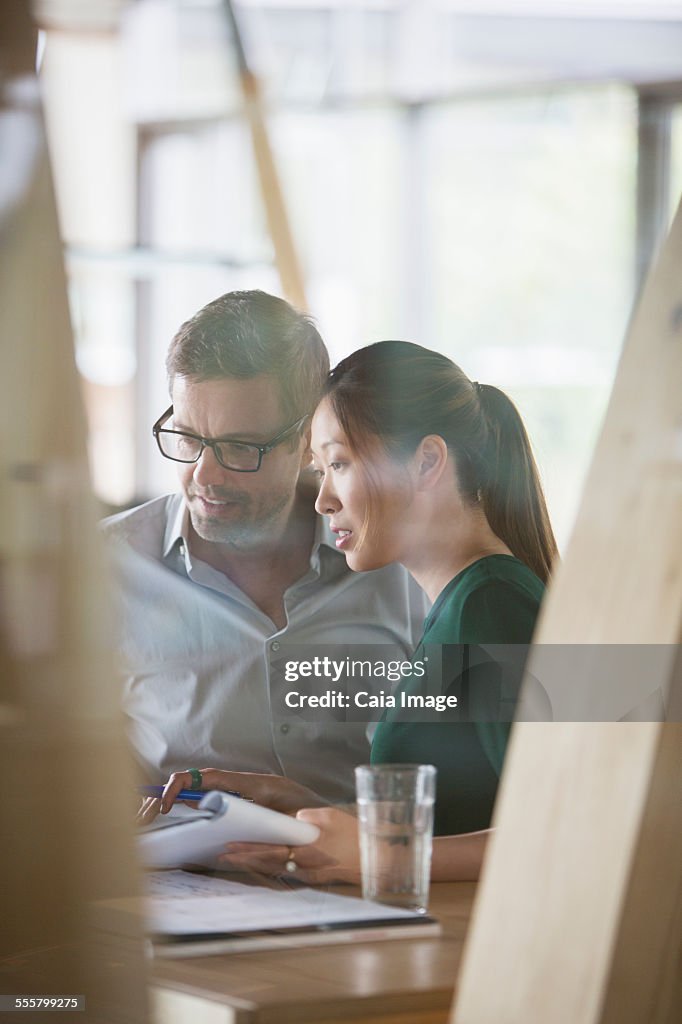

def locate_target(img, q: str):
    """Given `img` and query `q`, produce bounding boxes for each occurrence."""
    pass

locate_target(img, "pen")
[138,785,251,802]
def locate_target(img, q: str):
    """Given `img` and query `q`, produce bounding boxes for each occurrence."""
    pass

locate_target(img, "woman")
[155,341,557,881]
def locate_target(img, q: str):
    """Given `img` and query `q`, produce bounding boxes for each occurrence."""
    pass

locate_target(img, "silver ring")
[285,848,297,873]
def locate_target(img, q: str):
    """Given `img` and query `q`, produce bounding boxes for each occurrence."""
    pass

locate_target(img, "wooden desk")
[150,881,476,1024]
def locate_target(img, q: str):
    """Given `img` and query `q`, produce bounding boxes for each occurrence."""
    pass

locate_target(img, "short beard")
[188,491,291,550]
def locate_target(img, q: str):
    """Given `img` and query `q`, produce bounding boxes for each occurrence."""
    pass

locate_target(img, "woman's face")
[311,398,412,572]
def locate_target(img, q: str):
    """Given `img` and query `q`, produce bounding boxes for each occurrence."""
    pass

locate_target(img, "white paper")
[137,790,320,869]
[139,802,214,832]
[145,870,424,935]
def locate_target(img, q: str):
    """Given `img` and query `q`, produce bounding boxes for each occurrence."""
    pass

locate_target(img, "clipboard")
[94,870,441,959]
[137,791,320,869]
[153,912,442,957]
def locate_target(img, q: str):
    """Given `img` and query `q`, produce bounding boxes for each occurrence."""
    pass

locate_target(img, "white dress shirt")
[103,493,428,802]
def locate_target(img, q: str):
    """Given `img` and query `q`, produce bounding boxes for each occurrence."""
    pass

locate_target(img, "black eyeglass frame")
[152,405,309,472]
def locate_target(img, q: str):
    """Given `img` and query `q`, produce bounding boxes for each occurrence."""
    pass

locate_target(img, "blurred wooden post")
[0,3,148,1018]
[451,203,682,1023]
[223,0,308,311]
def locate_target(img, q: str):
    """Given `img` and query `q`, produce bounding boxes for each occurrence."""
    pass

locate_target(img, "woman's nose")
[315,475,339,516]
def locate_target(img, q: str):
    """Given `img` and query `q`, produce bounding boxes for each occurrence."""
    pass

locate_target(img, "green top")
[371,555,545,836]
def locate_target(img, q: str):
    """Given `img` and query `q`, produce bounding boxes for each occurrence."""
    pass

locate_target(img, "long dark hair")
[323,340,557,583]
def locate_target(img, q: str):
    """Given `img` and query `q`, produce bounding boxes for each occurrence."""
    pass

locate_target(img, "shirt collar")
[162,492,190,560]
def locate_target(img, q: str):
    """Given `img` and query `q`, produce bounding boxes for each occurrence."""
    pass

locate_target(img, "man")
[104,290,426,803]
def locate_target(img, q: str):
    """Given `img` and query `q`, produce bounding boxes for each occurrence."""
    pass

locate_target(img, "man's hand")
[136,796,163,826]
[158,769,326,815]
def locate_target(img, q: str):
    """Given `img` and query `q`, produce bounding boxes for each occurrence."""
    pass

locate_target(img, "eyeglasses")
[152,406,308,473]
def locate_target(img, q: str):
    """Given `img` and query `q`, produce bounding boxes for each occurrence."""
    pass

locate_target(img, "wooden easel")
[0,4,148,1018]
[224,0,308,311]
[451,204,682,1023]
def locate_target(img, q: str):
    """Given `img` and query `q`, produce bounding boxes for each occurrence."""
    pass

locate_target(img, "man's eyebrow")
[169,419,195,435]
[171,421,270,443]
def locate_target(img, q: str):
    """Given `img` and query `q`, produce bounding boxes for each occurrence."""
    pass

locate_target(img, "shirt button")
[280,724,290,734]
[271,641,280,651]
[179,543,185,556]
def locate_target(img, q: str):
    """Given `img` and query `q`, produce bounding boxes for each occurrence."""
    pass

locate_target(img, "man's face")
[171,374,309,549]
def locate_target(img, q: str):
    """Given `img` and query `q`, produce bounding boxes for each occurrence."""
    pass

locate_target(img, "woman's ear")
[414,435,449,490]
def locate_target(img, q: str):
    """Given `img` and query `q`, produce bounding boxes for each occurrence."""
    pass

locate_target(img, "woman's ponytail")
[476,385,557,584]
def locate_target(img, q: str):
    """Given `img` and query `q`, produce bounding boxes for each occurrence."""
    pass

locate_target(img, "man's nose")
[315,475,340,516]
[193,444,229,487]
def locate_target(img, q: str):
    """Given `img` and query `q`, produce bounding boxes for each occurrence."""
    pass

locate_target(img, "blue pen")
[138,784,250,802]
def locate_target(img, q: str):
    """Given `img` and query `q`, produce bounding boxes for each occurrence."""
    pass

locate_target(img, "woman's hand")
[158,769,325,816]
[220,806,362,885]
